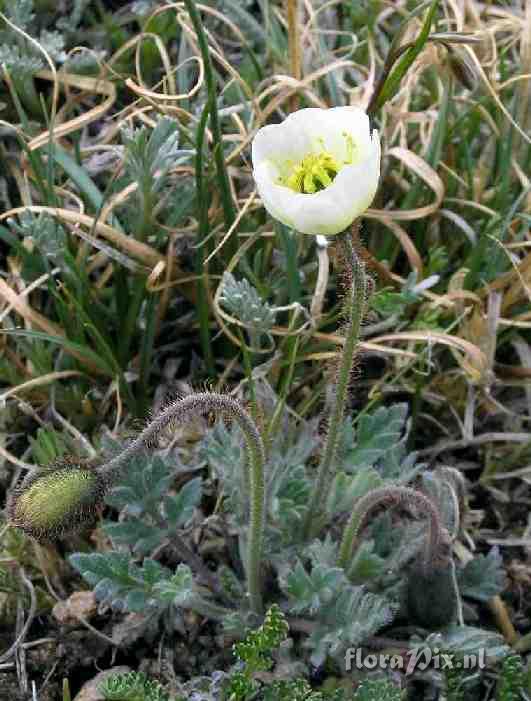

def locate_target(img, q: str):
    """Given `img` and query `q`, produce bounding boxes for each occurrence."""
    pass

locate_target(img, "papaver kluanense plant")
[252,107,380,534]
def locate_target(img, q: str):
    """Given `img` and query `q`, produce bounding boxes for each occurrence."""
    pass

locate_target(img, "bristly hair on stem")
[303,224,368,540]
[338,484,450,573]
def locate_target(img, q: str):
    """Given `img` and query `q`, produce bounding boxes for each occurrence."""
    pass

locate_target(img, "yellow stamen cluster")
[279,132,355,194]
[283,152,340,194]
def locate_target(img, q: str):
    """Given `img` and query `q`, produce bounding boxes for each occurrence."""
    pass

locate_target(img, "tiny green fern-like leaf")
[353,679,402,701]
[226,604,290,701]
[496,655,525,701]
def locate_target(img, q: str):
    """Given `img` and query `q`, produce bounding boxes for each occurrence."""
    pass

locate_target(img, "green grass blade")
[371,0,439,113]
[183,0,237,258]
[0,329,114,375]
[195,100,215,375]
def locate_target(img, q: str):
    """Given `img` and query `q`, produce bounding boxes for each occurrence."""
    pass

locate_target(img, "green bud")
[7,458,106,541]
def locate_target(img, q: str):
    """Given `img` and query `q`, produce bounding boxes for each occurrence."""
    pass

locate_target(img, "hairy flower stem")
[100,393,265,615]
[338,486,446,572]
[303,226,367,540]
[188,595,234,621]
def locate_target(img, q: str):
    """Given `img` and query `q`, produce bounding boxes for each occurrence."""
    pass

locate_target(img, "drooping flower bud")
[7,458,106,541]
[405,530,457,628]
[405,561,458,629]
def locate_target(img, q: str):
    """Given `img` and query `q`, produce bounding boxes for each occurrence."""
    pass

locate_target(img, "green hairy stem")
[303,228,368,539]
[101,392,266,615]
[338,485,446,572]
[188,595,234,621]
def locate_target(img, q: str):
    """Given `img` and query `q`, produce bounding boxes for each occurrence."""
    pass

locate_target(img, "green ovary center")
[283,152,340,194]
[278,133,355,194]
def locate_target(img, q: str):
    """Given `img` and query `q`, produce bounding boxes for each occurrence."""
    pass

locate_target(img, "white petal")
[252,116,313,172]
[252,107,371,169]
[252,108,381,236]
[324,128,380,225]
[331,106,373,161]
[298,106,372,163]
[253,161,306,229]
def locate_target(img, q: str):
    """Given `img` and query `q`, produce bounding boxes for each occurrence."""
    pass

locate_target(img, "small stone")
[111,612,147,646]
[52,591,97,624]
[73,666,131,701]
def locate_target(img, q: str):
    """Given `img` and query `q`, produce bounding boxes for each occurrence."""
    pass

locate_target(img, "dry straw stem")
[416,431,531,459]
[0,207,164,269]
[0,445,34,471]
[27,70,115,151]
[203,190,257,265]
[125,55,204,102]
[0,267,62,326]
[377,217,424,277]
[488,595,519,645]
[0,371,84,405]
[366,147,445,222]
[515,0,531,157]
[481,243,531,315]
[0,568,37,664]
[370,331,488,384]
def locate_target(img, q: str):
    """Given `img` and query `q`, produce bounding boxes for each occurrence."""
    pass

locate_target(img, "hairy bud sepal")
[7,458,106,542]
[405,560,457,629]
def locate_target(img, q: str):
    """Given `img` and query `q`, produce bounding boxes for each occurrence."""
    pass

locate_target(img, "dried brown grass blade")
[366,147,444,221]
[28,70,116,151]
[370,330,487,381]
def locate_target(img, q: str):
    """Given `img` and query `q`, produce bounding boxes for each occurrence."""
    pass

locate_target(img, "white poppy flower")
[252,107,380,236]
